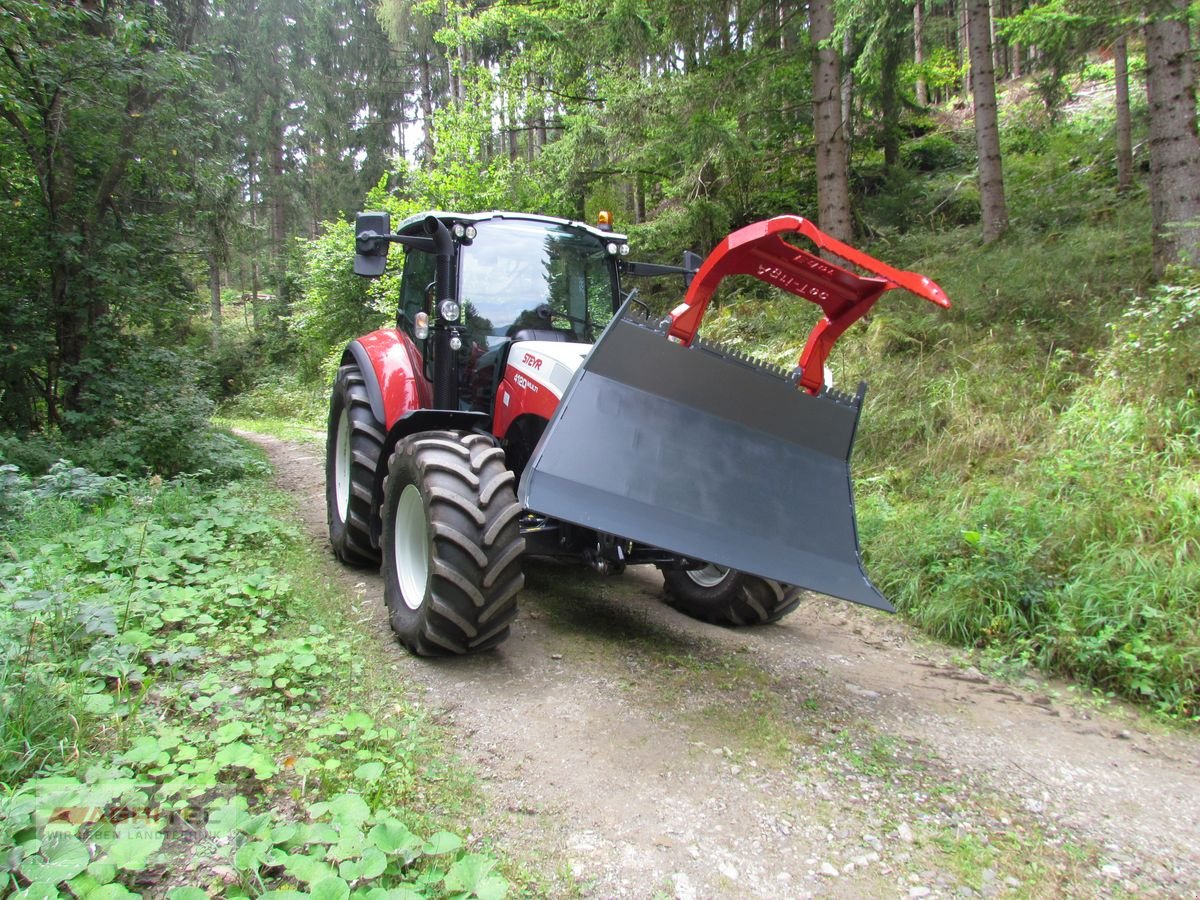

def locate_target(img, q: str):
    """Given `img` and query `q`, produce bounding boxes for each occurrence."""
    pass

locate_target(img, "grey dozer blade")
[517,310,891,611]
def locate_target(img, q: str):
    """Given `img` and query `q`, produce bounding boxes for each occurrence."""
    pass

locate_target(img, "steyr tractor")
[326,210,949,656]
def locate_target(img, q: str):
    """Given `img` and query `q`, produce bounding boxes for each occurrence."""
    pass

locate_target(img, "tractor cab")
[361,211,628,421]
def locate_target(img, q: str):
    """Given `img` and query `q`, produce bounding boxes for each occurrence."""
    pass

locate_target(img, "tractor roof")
[395,210,628,243]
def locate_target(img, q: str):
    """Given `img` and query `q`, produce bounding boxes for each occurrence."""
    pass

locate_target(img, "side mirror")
[353,211,392,277]
[682,250,703,288]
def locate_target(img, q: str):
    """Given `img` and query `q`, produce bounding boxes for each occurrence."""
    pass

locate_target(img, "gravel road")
[246,430,1200,898]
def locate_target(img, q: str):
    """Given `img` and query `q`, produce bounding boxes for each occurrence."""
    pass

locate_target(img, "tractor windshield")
[459,219,617,346]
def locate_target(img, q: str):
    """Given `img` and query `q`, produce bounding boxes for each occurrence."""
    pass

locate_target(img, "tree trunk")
[967,0,1008,243]
[881,24,905,169]
[419,52,436,162]
[959,0,971,98]
[209,250,222,350]
[811,0,852,242]
[841,31,854,169]
[1114,34,1134,195]
[268,105,287,272]
[914,1,928,107]
[534,75,548,154]
[1144,0,1200,274]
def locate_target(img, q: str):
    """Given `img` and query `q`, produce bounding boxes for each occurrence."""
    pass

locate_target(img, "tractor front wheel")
[326,363,384,568]
[660,564,802,626]
[381,431,525,656]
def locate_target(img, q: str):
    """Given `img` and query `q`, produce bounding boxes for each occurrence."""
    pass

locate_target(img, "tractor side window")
[399,248,435,333]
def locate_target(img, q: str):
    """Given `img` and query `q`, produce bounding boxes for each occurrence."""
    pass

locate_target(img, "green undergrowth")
[694,88,1198,721]
[217,371,328,433]
[0,461,508,899]
[703,224,1198,721]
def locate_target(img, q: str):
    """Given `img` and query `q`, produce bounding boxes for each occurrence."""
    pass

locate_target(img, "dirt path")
[246,430,1199,898]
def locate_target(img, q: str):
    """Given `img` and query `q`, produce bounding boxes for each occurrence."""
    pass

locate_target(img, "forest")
[0,0,1198,891]
[2,0,1198,711]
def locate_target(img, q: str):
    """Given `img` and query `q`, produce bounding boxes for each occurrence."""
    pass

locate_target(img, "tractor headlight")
[414,311,430,339]
[618,242,630,256]
[439,299,461,321]
[606,242,619,256]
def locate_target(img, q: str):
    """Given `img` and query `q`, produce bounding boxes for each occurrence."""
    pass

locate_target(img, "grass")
[0,459,513,899]
[215,416,326,444]
[696,90,1199,723]
[216,369,328,431]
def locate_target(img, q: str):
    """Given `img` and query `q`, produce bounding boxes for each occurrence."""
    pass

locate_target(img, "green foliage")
[695,92,1195,718]
[996,0,1119,116]
[0,0,222,435]
[903,45,966,99]
[900,133,967,172]
[217,369,329,430]
[292,217,394,378]
[0,466,508,897]
[855,272,1198,719]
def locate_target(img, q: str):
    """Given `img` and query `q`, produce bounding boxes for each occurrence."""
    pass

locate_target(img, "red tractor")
[327,211,949,655]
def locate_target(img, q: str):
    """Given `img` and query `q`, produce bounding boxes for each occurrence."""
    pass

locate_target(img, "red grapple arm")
[666,215,951,394]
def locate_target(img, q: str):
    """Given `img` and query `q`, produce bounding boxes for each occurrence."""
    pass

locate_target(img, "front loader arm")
[665,216,951,395]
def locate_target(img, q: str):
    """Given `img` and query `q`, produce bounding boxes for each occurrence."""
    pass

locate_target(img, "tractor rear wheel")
[326,363,384,568]
[660,564,802,626]
[381,431,525,656]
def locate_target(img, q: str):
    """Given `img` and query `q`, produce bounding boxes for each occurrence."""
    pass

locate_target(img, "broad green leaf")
[234,840,272,872]
[360,889,423,900]
[283,852,333,885]
[326,793,370,828]
[474,876,509,900]
[82,693,117,715]
[355,848,387,881]
[119,737,164,765]
[213,721,247,744]
[12,883,61,900]
[206,799,250,837]
[328,832,367,862]
[299,822,339,845]
[67,873,102,897]
[353,762,384,783]
[444,854,500,894]
[166,889,210,900]
[87,861,117,884]
[340,711,373,731]
[309,876,350,900]
[213,741,256,768]
[368,821,418,856]
[20,834,90,884]
[422,832,463,856]
[103,835,163,871]
[239,813,273,839]
[116,630,154,648]
[87,885,139,900]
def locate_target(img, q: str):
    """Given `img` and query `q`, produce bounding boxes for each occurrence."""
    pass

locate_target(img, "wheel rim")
[334,408,352,520]
[686,563,731,588]
[395,484,431,611]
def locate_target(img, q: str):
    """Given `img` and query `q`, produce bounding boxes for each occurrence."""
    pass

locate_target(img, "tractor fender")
[493,340,591,439]
[341,330,432,429]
